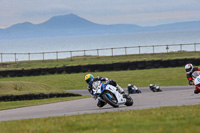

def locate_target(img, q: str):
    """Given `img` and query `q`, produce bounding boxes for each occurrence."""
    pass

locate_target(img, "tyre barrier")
[113,63,122,71]
[145,61,153,69]
[120,62,130,70]
[23,69,32,76]
[105,63,113,71]
[1,58,200,78]
[0,92,82,102]
[65,66,73,74]
[57,67,65,74]
[177,58,186,67]
[129,62,138,70]
[153,60,162,68]
[137,61,146,69]
[72,65,82,73]
[48,67,57,74]
[161,60,171,68]
[87,64,98,72]
[96,64,106,72]
[40,68,49,75]
[169,59,177,67]
[0,70,8,77]
[81,65,89,72]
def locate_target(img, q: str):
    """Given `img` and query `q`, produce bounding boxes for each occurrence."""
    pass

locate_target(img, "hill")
[0,13,200,39]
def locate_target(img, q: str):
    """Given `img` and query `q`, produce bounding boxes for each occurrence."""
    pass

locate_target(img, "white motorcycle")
[193,71,200,87]
[93,83,133,108]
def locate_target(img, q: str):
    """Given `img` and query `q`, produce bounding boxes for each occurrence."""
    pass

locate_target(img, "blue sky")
[0,0,200,28]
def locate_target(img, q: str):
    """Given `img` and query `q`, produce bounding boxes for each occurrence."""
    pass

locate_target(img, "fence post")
[180,44,182,51]
[28,53,30,61]
[14,53,17,63]
[97,49,99,58]
[43,52,45,61]
[125,47,127,55]
[138,46,141,54]
[111,48,113,56]
[152,45,154,54]
[83,50,86,56]
[70,51,72,61]
[194,43,196,52]
[56,52,58,61]
[1,53,2,63]
[166,45,169,53]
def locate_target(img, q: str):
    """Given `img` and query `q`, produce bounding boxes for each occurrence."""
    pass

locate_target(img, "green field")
[0,67,188,92]
[0,104,200,133]
[1,51,200,70]
[0,81,66,96]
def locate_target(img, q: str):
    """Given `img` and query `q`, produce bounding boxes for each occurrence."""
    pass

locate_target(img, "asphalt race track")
[0,86,200,121]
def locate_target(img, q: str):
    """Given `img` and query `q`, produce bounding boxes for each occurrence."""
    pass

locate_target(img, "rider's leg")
[116,84,125,94]
[194,84,200,94]
[107,80,125,94]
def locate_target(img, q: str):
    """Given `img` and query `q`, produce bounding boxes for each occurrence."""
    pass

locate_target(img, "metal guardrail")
[0,43,200,63]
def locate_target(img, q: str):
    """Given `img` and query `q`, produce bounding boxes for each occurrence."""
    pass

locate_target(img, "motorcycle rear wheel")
[125,96,133,106]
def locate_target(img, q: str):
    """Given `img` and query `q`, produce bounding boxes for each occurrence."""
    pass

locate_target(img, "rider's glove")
[189,80,193,85]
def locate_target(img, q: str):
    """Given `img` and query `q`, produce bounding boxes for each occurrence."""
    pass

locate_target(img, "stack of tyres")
[129,61,138,70]
[0,70,8,77]
[48,67,56,74]
[161,60,170,68]
[137,61,146,69]
[153,60,162,68]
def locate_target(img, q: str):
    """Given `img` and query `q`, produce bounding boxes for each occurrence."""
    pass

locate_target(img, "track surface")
[0,86,200,121]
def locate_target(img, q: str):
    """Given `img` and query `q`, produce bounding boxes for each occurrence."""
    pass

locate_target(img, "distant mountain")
[0,13,200,39]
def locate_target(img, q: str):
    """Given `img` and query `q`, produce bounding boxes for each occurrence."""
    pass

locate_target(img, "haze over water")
[0,30,200,62]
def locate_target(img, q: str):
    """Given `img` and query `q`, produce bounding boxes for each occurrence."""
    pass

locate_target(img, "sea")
[0,30,200,62]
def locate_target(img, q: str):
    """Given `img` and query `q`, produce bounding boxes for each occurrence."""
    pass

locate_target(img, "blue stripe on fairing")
[105,93,112,98]
[101,83,107,93]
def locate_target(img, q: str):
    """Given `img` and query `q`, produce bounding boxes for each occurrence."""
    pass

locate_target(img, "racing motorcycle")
[127,84,142,94]
[93,83,133,108]
[149,84,162,92]
[193,71,200,88]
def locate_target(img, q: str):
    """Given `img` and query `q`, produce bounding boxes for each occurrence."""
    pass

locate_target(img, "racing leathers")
[87,76,125,107]
[186,67,200,94]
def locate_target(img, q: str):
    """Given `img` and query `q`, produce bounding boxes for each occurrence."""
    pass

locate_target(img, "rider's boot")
[116,84,129,98]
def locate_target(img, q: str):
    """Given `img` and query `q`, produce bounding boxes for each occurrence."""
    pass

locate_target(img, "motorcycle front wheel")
[102,93,119,108]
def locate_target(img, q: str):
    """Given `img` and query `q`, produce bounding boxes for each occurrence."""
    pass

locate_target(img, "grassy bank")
[1,51,200,70]
[0,81,65,96]
[0,96,89,111]
[0,67,188,91]
[0,104,200,133]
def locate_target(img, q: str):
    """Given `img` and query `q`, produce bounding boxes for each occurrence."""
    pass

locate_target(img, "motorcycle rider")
[85,74,125,107]
[185,63,200,94]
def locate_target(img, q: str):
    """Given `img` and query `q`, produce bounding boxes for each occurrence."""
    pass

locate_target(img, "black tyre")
[125,96,133,106]
[102,93,119,108]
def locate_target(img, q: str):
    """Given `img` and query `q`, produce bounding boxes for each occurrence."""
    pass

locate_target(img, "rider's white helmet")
[185,63,193,74]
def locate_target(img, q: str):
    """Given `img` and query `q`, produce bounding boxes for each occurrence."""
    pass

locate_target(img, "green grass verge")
[0,96,89,111]
[0,67,189,91]
[0,81,65,96]
[0,104,200,133]
[1,51,200,70]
